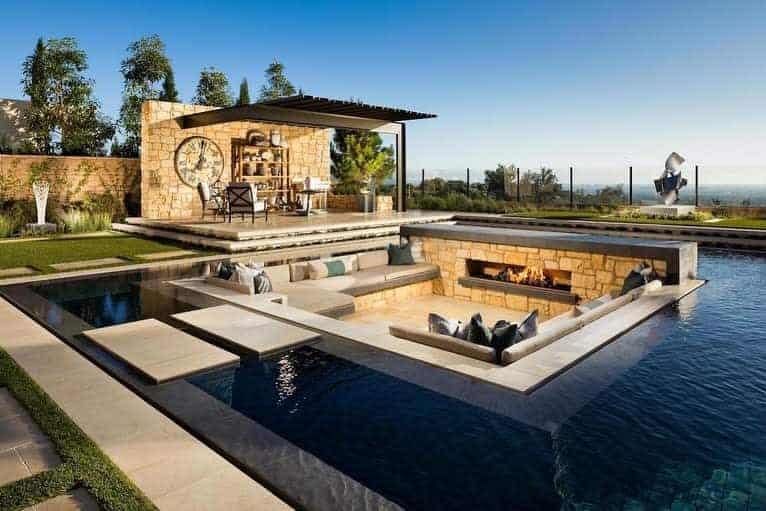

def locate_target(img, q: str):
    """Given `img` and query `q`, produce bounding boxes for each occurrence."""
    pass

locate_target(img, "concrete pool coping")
[0,296,290,510]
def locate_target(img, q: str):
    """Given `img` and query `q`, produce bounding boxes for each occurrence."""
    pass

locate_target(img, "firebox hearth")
[458,259,578,304]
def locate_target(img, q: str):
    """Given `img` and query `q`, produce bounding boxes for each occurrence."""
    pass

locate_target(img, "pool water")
[7,249,766,510]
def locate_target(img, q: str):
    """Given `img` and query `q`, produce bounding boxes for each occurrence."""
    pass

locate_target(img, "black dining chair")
[225,183,268,223]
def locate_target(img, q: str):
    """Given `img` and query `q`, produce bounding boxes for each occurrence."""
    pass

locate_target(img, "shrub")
[0,213,16,237]
[59,209,112,233]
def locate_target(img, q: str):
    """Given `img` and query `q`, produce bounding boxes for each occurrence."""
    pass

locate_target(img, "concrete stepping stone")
[50,258,126,271]
[82,319,239,384]
[0,389,61,486]
[172,304,320,358]
[134,249,197,261]
[0,267,38,279]
[25,488,100,511]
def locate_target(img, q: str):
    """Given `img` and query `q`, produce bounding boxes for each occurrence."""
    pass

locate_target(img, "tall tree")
[159,66,179,102]
[484,163,517,200]
[237,78,251,105]
[192,67,232,107]
[331,129,394,194]
[21,37,114,156]
[21,38,52,153]
[259,59,296,100]
[118,35,170,156]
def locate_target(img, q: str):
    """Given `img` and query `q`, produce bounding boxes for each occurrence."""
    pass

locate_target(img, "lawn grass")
[0,350,156,511]
[0,233,214,272]
[505,209,766,229]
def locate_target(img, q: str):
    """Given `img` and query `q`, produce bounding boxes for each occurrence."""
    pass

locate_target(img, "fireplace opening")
[466,259,572,292]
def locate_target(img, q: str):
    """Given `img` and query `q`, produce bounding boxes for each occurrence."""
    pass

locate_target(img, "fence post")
[421,168,425,198]
[516,167,521,203]
[629,166,633,206]
[569,166,574,209]
[695,165,699,207]
[466,168,470,196]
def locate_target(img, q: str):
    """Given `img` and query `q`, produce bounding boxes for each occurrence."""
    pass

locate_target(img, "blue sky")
[2,0,764,183]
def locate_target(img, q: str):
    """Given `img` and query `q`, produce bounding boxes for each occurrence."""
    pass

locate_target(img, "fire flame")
[496,265,552,288]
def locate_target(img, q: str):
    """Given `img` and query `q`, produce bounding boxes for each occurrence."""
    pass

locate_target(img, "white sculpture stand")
[639,205,696,218]
[26,180,57,234]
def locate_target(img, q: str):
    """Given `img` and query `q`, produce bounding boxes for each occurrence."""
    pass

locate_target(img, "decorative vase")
[32,180,50,225]
[270,130,281,147]
[243,163,254,176]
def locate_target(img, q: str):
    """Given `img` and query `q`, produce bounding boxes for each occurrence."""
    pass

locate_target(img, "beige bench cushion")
[264,263,291,285]
[204,276,253,295]
[357,250,388,270]
[383,264,438,281]
[290,261,310,282]
[272,282,355,318]
[389,326,496,364]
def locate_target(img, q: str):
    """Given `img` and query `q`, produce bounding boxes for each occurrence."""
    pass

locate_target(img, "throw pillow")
[514,310,539,343]
[465,313,492,346]
[232,264,260,291]
[388,243,415,266]
[217,262,237,280]
[428,313,464,337]
[620,261,655,295]
[254,272,273,294]
[325,259,346,277]
[490,320,519,364]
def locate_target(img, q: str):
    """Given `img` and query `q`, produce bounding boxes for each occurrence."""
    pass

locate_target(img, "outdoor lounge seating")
[226,182,268,223]
[389,280,663,366]
[201,249,439,318]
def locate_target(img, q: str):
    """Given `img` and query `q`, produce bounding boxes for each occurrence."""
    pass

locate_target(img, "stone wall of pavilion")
[410,236,668,319]
[140,100,332,219]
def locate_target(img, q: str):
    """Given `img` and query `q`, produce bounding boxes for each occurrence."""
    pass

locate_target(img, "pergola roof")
[176,94,436,130]
[258,95,437,122]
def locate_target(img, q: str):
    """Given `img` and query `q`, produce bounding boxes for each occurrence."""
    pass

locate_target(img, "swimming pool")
[3,249,765,510]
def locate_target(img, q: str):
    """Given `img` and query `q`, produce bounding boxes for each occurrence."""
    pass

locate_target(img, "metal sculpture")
[654,152,688,205]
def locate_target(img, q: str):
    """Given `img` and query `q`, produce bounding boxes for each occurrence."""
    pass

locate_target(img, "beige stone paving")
[82,319,240,384]
[172,304,320,358]
[0,389,61,486]
[0,266,38,278]
[49,258,126,271]
[24,488,100,511]
[0,297,289,510]
[344,294,528,334]
[134,249,197,260]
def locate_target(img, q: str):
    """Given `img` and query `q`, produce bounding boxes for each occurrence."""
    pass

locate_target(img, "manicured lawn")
[0,350,156,511]
[0,233,214,272]
[505,209,766,229]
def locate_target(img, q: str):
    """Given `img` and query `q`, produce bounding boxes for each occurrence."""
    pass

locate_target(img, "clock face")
[174,136,224,187]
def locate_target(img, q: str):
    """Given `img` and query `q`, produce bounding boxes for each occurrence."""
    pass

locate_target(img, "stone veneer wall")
[354,280,433,312]
[140,100,332,219]
[0,154,140,206]
[327,193,394,212]
[410,236,668,319]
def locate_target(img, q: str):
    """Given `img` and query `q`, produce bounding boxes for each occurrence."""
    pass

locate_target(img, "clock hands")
[195,140,207,171]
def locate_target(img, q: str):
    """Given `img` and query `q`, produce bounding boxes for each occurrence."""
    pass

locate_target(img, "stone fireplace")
[402,222,697,320]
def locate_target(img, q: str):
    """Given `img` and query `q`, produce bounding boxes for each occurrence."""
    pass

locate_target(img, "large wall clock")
[174,136,224,187]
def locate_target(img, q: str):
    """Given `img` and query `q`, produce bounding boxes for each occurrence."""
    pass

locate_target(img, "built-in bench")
[197,249,440,318]
[389,280,663,366]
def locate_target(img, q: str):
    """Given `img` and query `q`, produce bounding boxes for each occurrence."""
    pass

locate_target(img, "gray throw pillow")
[465,313,492,347]
[515,310,539,343]
[490,320,519,364]
[388,243,415,265]
[428,313,463,337]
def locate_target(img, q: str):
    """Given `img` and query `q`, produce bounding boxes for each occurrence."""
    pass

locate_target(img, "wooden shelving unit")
[231,138,291,205]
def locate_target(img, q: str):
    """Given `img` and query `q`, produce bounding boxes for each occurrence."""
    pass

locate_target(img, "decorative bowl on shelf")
[261,150,273,161]
[246,130,267,146]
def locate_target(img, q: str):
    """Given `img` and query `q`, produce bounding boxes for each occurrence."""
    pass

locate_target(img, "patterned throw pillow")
[514,310,539,343]
[388,243,415,266]
[428,313,464,337]
[217,262,237,280]
[254,272,273,294]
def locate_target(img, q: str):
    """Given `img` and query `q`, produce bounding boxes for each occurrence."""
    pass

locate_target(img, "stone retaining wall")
[327,193,393,212]
[0,155,140,207]
[354,279,434,312]
[141,101,331,219]
[410,236,667,319]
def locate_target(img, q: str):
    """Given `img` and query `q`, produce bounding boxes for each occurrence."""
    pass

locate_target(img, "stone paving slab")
[0,389,61,486]
[172,305,320,358]
[0,297,289,510]
[134,249,197,260]
[49,258,126,271]
[82,319,240,384]
[0,267,38,278]
[25,488,100,510]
